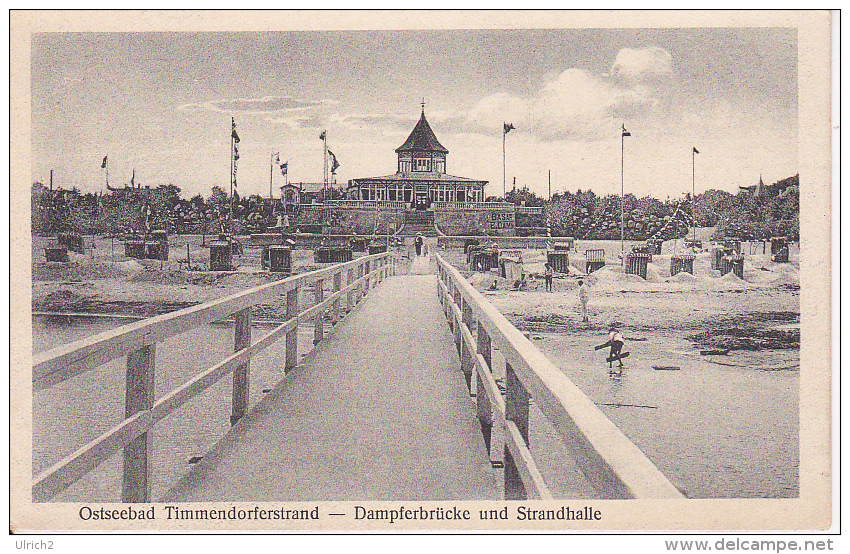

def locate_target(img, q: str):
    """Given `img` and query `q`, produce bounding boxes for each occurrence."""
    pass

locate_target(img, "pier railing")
[32,252,395,503]
[435,253,683,500]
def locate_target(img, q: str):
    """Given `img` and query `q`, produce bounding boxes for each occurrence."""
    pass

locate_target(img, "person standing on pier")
[578,279,590,322]
[544,262,554,292]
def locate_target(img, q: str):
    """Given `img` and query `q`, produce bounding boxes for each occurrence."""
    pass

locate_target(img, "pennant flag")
[101,155,108,168]
[280,162,288,176]
[130,168,135,186]
[503,122,515,134]
[328,150,340,173]
[231,118,240,143]
[622,124,631,137]
[233,144,240,161]
[693,147,700,154]
[273,152,280,164]
[319,131,326,141]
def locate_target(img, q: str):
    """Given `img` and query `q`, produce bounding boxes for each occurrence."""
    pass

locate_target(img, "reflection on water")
[32,314,138,353]
[32,314,316,502]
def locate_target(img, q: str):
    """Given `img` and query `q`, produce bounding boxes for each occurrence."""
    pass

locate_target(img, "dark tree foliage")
[712,175,799,240]
[32,175,799,241]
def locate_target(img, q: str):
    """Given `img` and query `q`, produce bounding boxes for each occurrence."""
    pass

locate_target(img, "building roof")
[395,110,449,154]
[350,172,485,185]
[283,182,327,193]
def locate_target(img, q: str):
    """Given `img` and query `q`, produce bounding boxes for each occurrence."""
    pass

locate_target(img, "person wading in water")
[595,325,627,368]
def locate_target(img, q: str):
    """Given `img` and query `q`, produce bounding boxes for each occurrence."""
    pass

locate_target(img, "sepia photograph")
[10,10,833,533]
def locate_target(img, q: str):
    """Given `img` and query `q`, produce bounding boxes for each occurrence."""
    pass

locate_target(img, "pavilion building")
[347,107,487,208]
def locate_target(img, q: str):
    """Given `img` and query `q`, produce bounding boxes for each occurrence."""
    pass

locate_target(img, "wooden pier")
[32,250,682,503]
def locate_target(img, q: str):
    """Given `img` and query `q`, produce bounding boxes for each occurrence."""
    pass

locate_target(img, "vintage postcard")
[10,10,833,533]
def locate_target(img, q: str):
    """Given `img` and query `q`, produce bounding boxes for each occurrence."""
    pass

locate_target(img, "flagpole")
[323,133,328,193]
[105,158,108,193]
[692,148,696,245]
[270,153,274,200]
[621,125,625,264]
[230,117,234,236]
[502,125,506,197]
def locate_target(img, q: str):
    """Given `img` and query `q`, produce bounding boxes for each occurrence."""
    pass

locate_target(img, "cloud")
[177,95,333,115]
[331,112,414,133]
[452,47,675,141]
[610,47,673,85]
[256,47,675,141]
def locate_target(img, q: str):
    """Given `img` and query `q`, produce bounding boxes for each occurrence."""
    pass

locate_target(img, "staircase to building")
[398,209,439,237]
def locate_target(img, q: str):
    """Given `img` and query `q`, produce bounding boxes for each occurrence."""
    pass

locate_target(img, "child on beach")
[578,279,590,322]
[544,262,554,292]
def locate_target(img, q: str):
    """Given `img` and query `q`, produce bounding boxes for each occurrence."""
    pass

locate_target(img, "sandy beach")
[440,235,799,498]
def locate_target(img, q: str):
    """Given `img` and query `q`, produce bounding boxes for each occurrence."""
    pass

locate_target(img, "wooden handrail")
[32,253,395,502]
[33,254,390,390]
[435,253,683,500]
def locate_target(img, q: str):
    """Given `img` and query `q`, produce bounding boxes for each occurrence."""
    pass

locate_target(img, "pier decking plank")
[163,274,497,502]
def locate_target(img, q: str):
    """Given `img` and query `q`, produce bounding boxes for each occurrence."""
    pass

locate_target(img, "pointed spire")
[396,107,448,154]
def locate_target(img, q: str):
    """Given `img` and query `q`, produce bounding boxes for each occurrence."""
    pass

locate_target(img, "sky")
[31,28,798,200]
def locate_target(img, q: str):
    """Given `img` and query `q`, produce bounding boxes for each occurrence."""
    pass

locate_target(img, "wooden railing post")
[122,344,155,503]
[453,286,463,353]
[347,268,355,311]
[332,271,342,325]
[460,298,474,392]
[364,260,371,293]
[230,308,251,425]
[285,286,299,372]
[446,283,455,333]
[476,325,495,461]
[313,279,325,344]
[504,361,531,499]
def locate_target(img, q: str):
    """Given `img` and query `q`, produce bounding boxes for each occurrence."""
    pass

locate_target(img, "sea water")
[32,314,317,502]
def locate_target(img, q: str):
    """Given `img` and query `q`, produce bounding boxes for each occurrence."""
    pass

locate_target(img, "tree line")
[31,174,798,241]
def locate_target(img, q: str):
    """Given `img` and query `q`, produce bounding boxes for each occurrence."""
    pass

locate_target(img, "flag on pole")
[328,150,340,173]
[101,155,108,168]
[273,152,280,164]
[280,161,288,176]
[231,118,240,143]
[319,131,326,141]
[693,147,699,154]
[130,168,135,187]
[503,122,515,134]
[622,124,631,137]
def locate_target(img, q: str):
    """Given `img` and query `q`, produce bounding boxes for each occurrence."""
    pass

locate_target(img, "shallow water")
[32,314,318,502]
[530,330,799,498]
[32,312,799,501]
